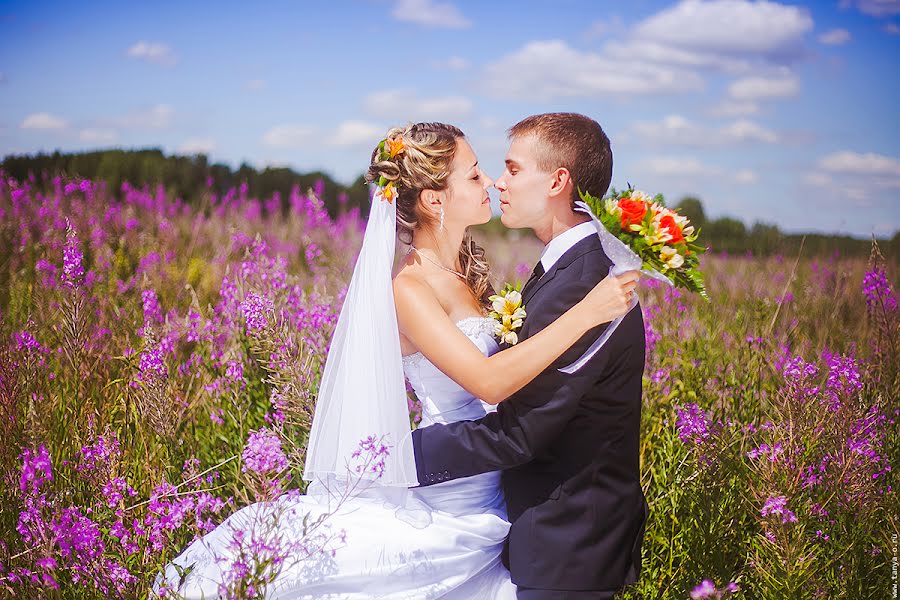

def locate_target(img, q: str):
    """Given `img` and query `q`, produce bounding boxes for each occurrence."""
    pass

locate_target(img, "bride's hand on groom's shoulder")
[579,271,641,327]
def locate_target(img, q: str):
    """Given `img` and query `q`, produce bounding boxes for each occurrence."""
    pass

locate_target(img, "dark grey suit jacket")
[411,233,648,592]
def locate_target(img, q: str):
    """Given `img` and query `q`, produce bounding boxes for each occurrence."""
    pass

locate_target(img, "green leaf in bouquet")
[688,269,710,301]
[600,212,621,234]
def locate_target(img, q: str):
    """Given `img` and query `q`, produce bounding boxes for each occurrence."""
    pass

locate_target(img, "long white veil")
[303,186,419,489]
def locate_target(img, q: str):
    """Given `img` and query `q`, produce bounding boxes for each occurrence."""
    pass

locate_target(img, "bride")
[154,122,638,598]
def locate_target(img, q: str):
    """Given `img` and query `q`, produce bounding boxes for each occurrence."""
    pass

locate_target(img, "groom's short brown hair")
[508,112,613,206]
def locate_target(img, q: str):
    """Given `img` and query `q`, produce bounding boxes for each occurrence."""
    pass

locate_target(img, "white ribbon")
[558,201,672,374]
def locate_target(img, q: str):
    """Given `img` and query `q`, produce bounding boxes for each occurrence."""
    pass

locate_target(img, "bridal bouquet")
[559,186,708,373]
[580,186,708,300]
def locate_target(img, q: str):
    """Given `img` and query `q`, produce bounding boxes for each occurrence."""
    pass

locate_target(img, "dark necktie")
[521,260,545,299]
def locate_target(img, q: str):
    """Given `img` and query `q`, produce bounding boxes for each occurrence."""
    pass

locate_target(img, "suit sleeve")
[412,253,615,486]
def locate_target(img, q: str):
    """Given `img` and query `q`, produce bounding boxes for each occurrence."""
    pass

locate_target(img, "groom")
[411,113,648,599]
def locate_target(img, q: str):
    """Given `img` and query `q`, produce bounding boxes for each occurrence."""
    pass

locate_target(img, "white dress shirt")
[538,220,597,273]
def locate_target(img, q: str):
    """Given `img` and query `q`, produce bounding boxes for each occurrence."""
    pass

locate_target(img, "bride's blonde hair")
[366,122,493,304]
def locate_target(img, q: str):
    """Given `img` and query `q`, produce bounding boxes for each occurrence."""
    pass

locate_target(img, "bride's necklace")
[409,244,466,280]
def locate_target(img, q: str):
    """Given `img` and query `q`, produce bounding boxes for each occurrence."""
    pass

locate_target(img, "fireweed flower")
[242,428,288,475]
[19,445,53,494]
[862,265,897,312]
[35,258,58,288]
[690,580,716,599]
[102,477,137,508]
[138,344,168,379]
[225,359,244,381]
[350,435,391,478]
[747,442,784,463]
[142,289,163,325]
[813,350,864,411]
[241,292,274,332]
[760,495,797,524]
[690,579,739,599]
[62,220,84,288]
[675,403,712,445]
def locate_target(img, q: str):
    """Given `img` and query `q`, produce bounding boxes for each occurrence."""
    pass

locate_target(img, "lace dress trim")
[401,316,495,368]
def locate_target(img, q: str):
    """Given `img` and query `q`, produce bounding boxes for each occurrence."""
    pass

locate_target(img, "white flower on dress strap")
[488,284,526,345]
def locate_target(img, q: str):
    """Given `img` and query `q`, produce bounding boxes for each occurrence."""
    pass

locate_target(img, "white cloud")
[79,128,118,143]
[803,172,832,187]
[261,124,315,148]
[604,40,753,74]
[584,20,609,39]
[637,156,723,177]
[806,151,900,213]
[480,40,704,101]
[432,56,469,70]
[885,22,900,34]
[480,1,816,103]
[330,120,383,147]
[363,89,473,120]
[818,28,852,45]
[244,79,266,91]
[711,99,761,117]
[583,16,624,40]
[111,104,175,129]
[126,41,178,66]
[629,114,778,146]
[391,0,471,29]
[632,0,813,56]
[818,151,900,176]
[178,138,216,154]
[734,169,758,184]
[721,119,778,143]
[21,112,68,130]
[840,0,900,17]
[478,116,501,130]
[727,70,799,101]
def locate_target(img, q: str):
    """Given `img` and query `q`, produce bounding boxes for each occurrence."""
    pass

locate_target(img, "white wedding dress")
[154,316,517,599]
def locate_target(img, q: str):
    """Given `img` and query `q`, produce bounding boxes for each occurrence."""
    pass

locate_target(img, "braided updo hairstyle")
[365,122,493,304]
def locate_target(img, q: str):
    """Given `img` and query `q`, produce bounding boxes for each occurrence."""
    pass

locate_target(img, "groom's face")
[495,135,553,231]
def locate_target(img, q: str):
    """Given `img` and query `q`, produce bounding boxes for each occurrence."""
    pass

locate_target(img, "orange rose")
[659,214,684,244]
[618,197,648,229]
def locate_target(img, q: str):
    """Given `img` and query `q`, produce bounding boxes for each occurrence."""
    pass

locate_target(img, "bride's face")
[440,138,494,229]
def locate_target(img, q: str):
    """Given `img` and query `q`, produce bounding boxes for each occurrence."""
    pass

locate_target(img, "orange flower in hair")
[386,136,406,159]
[381,181,397,204]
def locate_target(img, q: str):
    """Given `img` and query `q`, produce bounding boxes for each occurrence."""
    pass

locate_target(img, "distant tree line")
[2,148,896,259]
[671,197,897,259]
[1,148,371,219]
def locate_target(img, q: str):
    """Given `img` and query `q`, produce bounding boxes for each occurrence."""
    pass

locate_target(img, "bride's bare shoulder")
[393,267,437,309]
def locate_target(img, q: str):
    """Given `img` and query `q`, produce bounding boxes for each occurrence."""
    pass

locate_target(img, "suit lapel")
[522,233,602,307]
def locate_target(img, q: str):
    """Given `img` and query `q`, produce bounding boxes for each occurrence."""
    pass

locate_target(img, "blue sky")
[1,0,898,237]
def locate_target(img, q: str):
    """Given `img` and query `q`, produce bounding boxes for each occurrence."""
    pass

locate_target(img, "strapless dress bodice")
[402,316,500,426]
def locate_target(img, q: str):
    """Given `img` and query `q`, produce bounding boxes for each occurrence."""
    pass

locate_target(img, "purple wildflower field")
[0,173,897,598]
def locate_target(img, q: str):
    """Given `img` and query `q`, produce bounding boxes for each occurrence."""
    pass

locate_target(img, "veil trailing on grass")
[303,186,419,490]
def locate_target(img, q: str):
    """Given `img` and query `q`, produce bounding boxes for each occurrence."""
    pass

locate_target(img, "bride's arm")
[393,270,638,405]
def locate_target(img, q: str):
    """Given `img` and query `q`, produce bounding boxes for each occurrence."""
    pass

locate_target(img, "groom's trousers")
[517,588,618,600]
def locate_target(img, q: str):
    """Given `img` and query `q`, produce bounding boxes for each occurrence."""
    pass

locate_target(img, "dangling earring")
[439,205,445,232]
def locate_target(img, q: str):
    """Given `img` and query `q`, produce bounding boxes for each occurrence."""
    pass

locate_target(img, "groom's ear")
[547,167,572,199]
